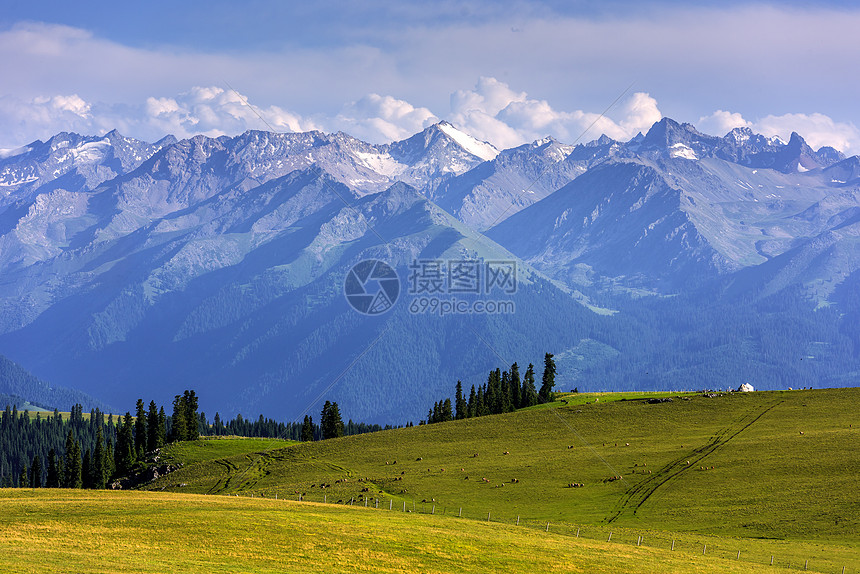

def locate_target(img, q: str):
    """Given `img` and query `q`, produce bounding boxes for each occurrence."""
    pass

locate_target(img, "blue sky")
[1,1,859,152]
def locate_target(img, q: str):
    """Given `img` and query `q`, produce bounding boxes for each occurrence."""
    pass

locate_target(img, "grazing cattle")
[503,451,510,455]
[568,445,574,449]
[472,453,479,458]
[416,457,423,461]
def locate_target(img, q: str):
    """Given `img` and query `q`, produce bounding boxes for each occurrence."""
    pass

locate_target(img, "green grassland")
[140,388,859,571]
[0,489,827,573]
[1,388,857,572]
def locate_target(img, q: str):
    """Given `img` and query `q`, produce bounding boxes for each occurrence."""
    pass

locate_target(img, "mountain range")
[0,118,858,421]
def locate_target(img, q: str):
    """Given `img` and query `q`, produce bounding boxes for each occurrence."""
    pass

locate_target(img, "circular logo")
[344,259,400,315]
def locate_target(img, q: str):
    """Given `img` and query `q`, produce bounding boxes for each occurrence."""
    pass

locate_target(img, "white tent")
[737,383,755,392]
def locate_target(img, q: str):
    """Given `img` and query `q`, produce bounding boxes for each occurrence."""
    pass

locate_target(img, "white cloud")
[753,112,860,153]
[333,94,438,142]
[447,77,664,148]
[0,87,317,147]
[697,110,752,136]
[697,109,860,153]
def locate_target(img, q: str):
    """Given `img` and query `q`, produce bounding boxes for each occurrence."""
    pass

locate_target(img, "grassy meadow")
[0,489,832,574]
[1,388,857,572]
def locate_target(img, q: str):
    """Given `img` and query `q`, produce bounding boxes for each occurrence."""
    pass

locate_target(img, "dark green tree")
[467,385,477,418]
[157,407,166,444]
[321,401,344,440]
[46,449,60,488]
[64,430,82,489]
[510,362,521,410]
[538,353,556,404]
[115,413,136,477]
[454,381,467,420]
[81,450,92,489]
[441,398,453,422]
[146,400,163,451]
[170,395,187,442]
[30,454,42,488]
[92,426,107,489]
[521,363,538,408]
[18,461,28,488]
[134,399,147,457]
[184,390,199,441]
[301,415,314,442]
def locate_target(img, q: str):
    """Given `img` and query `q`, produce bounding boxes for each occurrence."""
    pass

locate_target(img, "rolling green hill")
[1,388,857,573]
[133,388,860,572]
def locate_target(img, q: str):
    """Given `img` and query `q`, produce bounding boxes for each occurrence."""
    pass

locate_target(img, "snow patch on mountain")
[437,122,499,161]
[669,143,698,160]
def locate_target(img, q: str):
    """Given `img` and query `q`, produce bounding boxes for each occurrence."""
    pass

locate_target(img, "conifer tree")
[521,363,538,408]
[441,398,453,422]
[321,401,344,439]
[18,461,28,488]
[301,415,314,442]
[454,381,467,420]
[170,395,187,442]
[46,449,60,488]
[134,399,147,457]
[92,426,106,489]
[538,353,557,404]
[146,401,161,451]
[64,430,82,488]
[157,407,166,445]
[500,370,513,412]
[467,385,477,418]
[82,450,92,489]
[476,386,488,416]
[510,362,521,410]
[184,390,199,440]
[30,455,42,488]
[115,413,136,476]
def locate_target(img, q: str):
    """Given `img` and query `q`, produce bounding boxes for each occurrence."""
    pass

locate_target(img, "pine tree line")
[426,353,556,424]
[0,390,195,488]
[2,391,391,486]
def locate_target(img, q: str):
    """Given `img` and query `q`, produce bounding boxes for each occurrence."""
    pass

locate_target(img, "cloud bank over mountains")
[4,76,858,155]
[1,8,859,153]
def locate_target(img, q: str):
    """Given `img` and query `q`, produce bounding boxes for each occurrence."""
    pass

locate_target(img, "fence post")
[575,528,579,537]
[770,556,773,565]
[516,516,520,526]
[432,505,435,514]
[324,494,326,504]
[487,512,491,522]
[804,559,807,570]
[546,522,549,532]
[403,501,406,512]
[703,544,706,555]
[737,550,740,559]
[458,507,462,517]
[389,500,392,510]
[608,532,612,542]
[671,540,675,551]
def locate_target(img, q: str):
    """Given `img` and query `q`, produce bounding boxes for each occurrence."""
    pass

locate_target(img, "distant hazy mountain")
[0,118,857,421]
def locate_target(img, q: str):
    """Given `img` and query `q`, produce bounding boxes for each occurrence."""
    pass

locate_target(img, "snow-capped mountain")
[0,130,174,207]
[488,118,858,296]
[0,118,858,419]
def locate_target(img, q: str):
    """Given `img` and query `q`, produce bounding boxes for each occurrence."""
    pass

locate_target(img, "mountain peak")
[434,121,499,161]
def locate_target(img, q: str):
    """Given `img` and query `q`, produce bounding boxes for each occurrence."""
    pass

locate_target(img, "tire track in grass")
[605,399,783,523]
